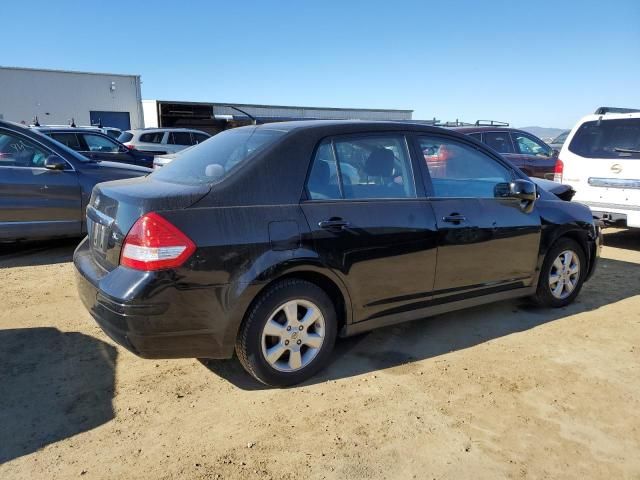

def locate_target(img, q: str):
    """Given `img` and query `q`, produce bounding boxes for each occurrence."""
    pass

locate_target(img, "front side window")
[0,131,50,168]
[193,133,209,144]
[139,132,165,144]
[484,131,514,154]
[418,136,512,198]
[512,132,551,156]
[306,135,416,200]
[83,134,120,153]
[152,126,287,185]
[568,118,640,159]
[169,132,194,145]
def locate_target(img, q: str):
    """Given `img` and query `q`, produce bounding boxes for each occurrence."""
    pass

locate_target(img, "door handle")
[443,214,467,224]
[318,218,350,231]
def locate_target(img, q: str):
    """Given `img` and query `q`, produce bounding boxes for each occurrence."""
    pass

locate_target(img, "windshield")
[151,126,287,185]
[569,118,640,159]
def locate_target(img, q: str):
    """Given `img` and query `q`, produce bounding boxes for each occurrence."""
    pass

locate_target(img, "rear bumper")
[74,237,237,359]
[582,201,640,228]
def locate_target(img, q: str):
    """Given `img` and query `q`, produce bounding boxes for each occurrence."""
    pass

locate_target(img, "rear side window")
[151,127,286,185]
[118,132,134,143]
[569,118,640,159]
[484,132,514,154]
[139,132,165,143]
[168,132,194,145]
[306,135,416,200]
[49,132,82,150]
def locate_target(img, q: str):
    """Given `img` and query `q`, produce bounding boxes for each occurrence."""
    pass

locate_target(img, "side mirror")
[510,179,537,202]
[495,179,537,212]
[44,155,67,170]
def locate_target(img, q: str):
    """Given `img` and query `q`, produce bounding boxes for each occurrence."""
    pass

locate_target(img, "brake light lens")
[125,144,136,150]
[120,212,195,271]
[553,158,564,183]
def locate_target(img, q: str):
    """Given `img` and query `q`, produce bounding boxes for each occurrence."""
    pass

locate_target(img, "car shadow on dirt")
[203,256,640,390]
[602,228,640,252]
[0,238,80,268]
[0,328,117,463]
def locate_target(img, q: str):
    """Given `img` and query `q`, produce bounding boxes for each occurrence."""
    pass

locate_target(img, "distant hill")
[518,126,567,142]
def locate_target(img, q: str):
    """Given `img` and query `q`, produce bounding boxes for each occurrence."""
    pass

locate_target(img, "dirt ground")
[1,229,639,479]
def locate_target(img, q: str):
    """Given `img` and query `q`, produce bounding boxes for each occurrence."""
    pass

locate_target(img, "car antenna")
[70,118,77,128]
[33,115,40,127]
[224,105,257,125]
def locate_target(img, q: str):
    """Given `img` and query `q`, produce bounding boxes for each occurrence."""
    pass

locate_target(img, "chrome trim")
[588,177,640,189]
[583,201,640,212]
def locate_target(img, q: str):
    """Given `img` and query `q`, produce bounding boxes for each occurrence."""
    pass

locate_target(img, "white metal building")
[0,66,144,130]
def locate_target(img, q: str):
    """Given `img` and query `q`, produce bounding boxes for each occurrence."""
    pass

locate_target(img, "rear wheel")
[236,279,337,387]
[532,238,586,308]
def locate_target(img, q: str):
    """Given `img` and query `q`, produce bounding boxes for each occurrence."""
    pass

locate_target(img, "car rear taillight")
[125,144,136,150]
[120,212,195,271]
[553,158,564,183]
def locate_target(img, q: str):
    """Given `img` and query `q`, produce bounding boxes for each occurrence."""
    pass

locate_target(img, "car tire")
[531,237,586,308]
[235,279,337,387]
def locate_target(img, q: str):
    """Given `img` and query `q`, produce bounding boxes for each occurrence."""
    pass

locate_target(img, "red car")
[450,125,558,179]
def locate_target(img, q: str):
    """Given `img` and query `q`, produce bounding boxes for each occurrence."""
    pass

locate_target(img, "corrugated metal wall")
[0,67,144,128]
[210,103,412,121]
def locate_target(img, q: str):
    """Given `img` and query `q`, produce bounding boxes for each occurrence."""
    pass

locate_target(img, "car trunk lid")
[86,176,210,271]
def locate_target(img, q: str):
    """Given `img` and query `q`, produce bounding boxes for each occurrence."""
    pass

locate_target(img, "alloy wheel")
[261,299,326,372]
[548,249,581,300]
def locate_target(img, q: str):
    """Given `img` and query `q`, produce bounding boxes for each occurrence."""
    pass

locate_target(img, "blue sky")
[2,0,638,128]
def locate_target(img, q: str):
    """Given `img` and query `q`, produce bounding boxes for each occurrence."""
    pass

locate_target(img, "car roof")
[34,126,106,133]
[576,111,640,124]
[127,128,208,133]
[233,119,471,135]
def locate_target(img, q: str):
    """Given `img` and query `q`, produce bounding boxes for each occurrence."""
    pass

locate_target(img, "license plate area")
[86,206,115,256]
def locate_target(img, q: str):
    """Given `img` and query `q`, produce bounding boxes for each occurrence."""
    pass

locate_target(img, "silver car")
[118,128,210,155]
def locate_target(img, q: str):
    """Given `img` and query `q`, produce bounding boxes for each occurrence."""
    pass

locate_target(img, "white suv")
[118,128,210,155]
[555,107,640,228]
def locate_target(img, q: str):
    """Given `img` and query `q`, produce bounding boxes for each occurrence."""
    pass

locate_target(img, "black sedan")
[35,127,154,168]
[0,120,151,242]
[74,121,601,386]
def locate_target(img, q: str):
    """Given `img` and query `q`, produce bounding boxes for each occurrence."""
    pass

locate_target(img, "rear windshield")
[569,118,640,159]
[118,132,134,143]
[151,126,287,185]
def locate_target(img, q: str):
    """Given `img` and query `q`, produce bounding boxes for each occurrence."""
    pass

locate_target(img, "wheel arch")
[223,262,353,355]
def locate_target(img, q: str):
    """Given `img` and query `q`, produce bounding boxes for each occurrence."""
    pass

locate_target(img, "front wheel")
[236,279,337,387]
[531,238,586,308]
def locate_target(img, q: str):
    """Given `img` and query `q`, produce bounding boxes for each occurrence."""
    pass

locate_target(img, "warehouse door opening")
[90,111,131,130]
[158,103,230,136]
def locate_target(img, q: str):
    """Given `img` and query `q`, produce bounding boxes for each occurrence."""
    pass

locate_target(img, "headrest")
[365,148,395,177]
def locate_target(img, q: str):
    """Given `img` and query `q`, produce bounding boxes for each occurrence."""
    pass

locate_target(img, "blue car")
[0,120,151,242]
